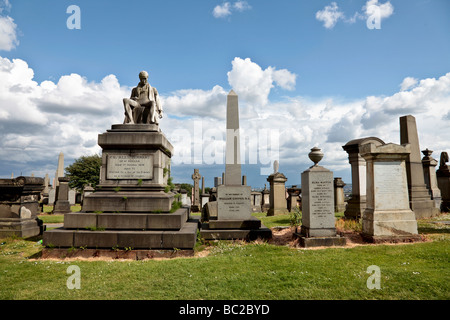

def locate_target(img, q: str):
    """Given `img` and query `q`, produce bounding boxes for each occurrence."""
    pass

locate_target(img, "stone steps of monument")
[43,219,199,250]
[64,209,189,230]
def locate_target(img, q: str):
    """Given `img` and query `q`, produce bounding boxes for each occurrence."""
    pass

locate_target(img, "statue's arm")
[130,87,138,100]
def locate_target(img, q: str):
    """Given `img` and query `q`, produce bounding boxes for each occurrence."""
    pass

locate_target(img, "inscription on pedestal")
[374,161,408,210]
[217,185,251,220]
[310,179,334,218]
[107,154,153,180]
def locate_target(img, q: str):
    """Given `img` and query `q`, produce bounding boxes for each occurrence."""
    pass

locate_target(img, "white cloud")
[0,15,18,51]
[213,2,232,18]
[400,77,418,91]
[227,57,297,106]
[213,1,251,19]
[315,2,344,29]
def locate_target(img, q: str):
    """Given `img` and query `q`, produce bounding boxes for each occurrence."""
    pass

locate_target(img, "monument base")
[43,208,199,250]
[40,248,194,260]
[53,200,71,214]
[199,216,272,241]
[362,234,422,244]
[0,217,44,239]
[267,208,289,216]
[362,208,419,238]
[295,234,347,248]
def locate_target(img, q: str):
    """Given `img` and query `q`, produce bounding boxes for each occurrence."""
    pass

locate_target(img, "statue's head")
[139,71,149,84]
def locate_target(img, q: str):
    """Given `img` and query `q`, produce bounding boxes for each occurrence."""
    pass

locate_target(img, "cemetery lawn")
[0,214,448,300]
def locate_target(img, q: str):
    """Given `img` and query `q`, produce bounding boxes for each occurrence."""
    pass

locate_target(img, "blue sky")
[0,0,449,189]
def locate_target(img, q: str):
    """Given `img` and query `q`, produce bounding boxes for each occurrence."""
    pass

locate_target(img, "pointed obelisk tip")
[228,89,237,96]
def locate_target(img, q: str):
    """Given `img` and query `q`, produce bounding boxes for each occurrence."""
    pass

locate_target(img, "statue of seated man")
[123,71,163,124]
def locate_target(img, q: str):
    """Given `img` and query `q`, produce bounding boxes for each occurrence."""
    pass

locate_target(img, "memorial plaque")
[217,185,251,220]
[374,161,409,210]
[107,154,153,180]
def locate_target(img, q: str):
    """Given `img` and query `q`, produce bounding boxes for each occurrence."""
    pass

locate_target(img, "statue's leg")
[123,98,139,124]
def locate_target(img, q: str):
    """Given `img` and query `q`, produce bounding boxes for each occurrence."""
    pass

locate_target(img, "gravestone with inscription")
[43,72,198,254]
[297,147,346,248]
[359,142,420,242]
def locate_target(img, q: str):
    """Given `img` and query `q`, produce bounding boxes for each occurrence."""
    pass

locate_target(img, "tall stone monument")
[359,142,420,243]
[333,177,346,213]
[43,71,198,253]
[437,151,450,212]
[297,147,346,248]
[342,137,385,219]
[200,90,271,241]
[400,115,439,218]
[421,149,442,210]
[54,152,64,187]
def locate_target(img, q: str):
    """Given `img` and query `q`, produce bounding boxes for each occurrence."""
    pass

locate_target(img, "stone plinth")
[421,149,442,210]
[287,186,301,212]
[342,137,385,219]
[359,143,420,242]
[53,177,71,214]
[83,124,174,213]
[267,172,288,216]
[0,176,45,238]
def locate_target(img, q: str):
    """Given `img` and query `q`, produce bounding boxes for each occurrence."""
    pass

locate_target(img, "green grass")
[1,211,446,300]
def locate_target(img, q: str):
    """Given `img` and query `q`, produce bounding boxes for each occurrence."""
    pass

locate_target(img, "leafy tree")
[65,154,102,192]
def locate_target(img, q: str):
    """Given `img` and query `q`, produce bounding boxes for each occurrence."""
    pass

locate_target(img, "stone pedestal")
[43,124,198,250]
[53,177,71,214]
[0,176,45,238]
[297,148,346,248]
[287,185,301,212]
[421,149,442,210]
[342,137,385,219]
[261,185,270,213]
[359,143,420,243]
[267,172,288,216]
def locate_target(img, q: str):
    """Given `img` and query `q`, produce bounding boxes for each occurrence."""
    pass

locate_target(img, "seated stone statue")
[123,71,163,124]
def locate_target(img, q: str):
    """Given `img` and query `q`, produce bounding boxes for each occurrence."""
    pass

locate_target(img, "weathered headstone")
[400,115,440,218]
[287,185,301,212]
[437,151,450,212]
[421,149,442,210]
[342,137,385,219]
[334,177,346,213]
[0,176,45,238]
[52,177,71,214]
[359,142,420,242]
[298,147,346,247]
[261,184,270,212]
[267,161,288,216]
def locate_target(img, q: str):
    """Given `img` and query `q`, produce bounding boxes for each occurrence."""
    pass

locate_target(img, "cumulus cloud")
[400,77,418,91]
[364,0,394,21]
[227,57,297,106]
[315,2,344,29]
[213,1,251,19]
[0,0,18,51]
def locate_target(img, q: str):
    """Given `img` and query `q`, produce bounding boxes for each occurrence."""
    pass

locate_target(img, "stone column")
[421,149,442,210]
[334,177,346,213]
[400,115,439,218]
[287,185,301,212]
[191,169,202,212]
[342,137,385,219]
[225,90,241,185]
[360,142,420,242]
[261,184,270,213]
